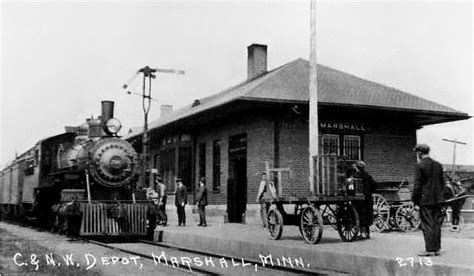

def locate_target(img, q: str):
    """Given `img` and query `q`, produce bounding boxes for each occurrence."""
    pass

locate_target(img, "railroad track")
[1,220,345,275]
[86,239,218,275]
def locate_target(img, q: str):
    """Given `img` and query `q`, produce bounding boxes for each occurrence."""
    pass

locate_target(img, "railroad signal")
[123,66,185,189]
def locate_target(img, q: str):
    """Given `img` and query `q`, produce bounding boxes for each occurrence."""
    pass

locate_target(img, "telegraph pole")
[442,138,467,179]
[309,0,319,194]
[123,66,184,189]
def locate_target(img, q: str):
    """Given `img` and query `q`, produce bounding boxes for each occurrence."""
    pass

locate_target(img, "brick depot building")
[127,44,470,224]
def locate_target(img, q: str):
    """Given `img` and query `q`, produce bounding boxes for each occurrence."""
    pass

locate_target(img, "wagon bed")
[262,155,367,244]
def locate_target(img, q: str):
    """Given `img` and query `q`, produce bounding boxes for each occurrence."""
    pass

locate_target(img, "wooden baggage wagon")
[371,181,420,232]
[263,155,366,244]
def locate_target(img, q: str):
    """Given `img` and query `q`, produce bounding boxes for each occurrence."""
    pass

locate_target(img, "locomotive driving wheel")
[267,208,283,240]
[395,202,420,232]
[336,203,360,242]
[371,194,390,232]
[300,205,323,244]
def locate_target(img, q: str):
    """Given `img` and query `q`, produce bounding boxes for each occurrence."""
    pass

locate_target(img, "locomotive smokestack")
[101,101,115,124]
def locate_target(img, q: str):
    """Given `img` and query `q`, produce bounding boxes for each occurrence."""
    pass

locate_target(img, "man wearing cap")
[351,160,377,239]
[412,144,445,256]
[175,178,187,226]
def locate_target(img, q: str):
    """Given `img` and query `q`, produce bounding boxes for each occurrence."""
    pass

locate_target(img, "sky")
[1,0,473,168]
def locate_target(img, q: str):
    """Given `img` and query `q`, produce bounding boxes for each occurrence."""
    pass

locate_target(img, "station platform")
[154,223,474,275]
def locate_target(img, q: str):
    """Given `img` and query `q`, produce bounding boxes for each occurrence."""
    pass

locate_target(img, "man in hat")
[175,178,187,226]
[145,176,160,237]
[195,177,208,226]
[412,144,445,256]
[256,172,277,228]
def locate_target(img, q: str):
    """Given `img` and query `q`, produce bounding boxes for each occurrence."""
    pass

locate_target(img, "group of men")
[146,175,208,237]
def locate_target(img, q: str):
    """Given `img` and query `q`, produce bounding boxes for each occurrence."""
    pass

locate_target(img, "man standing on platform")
[175,178,187,226]
[196,177,208,227]
[412,144,446,257]
[156,175,167,226]
[256,172,277,228]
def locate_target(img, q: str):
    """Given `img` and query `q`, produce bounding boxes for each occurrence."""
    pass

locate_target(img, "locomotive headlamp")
[105,118,122,135]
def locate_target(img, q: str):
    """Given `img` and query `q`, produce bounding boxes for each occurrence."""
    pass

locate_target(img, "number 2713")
[396,257,433,267]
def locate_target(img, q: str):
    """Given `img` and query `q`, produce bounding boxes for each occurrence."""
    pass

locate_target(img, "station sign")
[319,121,367,133]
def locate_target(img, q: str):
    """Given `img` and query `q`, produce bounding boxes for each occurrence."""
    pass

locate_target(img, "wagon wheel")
[336,203,360,242]
[395,202,420,232]
[297,205,304,237]
[300,205,324,244]
[371,194,390,232]
[267,208,283,240]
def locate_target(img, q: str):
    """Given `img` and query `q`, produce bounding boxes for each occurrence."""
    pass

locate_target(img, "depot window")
[320,134,362,161]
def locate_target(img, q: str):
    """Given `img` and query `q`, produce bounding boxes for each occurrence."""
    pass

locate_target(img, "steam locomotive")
[0,101,148,236]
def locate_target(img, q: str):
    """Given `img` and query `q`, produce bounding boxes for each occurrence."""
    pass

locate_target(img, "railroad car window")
[34,149,39,166]
[212,140,221,192]
[24,160,35,175]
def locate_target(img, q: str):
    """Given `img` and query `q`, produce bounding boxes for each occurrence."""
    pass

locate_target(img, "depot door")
[227,134,247,223]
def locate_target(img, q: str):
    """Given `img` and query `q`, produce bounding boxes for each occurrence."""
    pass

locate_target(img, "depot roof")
[126,58,469,139]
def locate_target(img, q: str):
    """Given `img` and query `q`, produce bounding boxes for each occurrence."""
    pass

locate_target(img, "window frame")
[212,140,221,193]
[343,135,361,161]
[320,134,363,161]
[321,134,340,155]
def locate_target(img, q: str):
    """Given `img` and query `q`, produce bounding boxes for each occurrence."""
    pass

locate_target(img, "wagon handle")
[398,180,408,189]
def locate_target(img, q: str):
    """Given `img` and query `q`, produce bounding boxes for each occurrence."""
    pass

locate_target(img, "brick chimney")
[160,104,173,117]
[247,44,267,81]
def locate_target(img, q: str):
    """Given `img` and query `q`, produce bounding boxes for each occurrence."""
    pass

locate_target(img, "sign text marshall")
[319,122,367,132]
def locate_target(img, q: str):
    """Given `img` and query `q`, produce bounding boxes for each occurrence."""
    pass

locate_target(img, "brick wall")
[276,109,418,195]
[278,113,310,197]
[194,112,274,205]
[148,104,421,215]
[364,134,417,184]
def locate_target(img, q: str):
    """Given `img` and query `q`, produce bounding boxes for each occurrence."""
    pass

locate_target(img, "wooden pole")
[442,138,467,179]
[309,0,319,194]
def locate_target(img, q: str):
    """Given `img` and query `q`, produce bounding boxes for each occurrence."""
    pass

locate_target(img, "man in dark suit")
[412,144,445,257]
[174,178,187,226]
[195,177,208,226]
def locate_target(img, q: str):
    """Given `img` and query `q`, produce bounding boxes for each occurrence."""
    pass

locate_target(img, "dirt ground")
[0,222,184,275]
[0,228,99,275]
